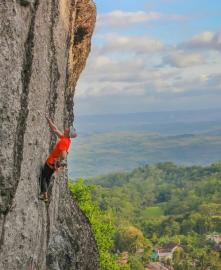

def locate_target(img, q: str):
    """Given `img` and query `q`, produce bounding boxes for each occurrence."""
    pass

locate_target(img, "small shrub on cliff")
[19,0,34,6]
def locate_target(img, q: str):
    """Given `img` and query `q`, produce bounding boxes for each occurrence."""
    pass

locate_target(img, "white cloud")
[100,33,164,54]
[164,51,203,68]
[75,26,221,116]
[77,47,221,99]
[97,10,187,28]
[173,73,221,96]
[180,31,221,51]
[97,11,161,28]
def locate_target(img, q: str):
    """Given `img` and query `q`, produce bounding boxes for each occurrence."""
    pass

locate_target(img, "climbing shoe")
[39,193,44,200]
[39,193,48,203]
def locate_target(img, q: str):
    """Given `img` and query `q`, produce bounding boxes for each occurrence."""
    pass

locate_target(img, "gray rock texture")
[0,0,98,269]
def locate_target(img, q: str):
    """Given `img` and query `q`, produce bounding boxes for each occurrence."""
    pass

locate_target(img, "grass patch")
[142,206,164,218]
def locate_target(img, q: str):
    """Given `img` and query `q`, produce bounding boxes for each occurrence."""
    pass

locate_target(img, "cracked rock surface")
[0,0,98,269]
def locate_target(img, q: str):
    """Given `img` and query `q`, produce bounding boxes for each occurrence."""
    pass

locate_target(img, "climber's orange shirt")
[47,136,71,165]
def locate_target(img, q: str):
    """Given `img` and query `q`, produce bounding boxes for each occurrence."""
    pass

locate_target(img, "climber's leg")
[40,162,54,202]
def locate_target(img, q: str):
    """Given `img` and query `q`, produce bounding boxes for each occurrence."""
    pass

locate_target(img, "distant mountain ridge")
[75,108,221,135]
[69,109,221,178]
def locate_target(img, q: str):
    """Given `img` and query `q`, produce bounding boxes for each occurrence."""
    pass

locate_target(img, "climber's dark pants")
[40,163,55,193]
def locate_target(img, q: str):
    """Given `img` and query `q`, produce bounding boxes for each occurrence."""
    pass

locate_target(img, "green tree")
[115,225,151,254]
[128,256,145,270]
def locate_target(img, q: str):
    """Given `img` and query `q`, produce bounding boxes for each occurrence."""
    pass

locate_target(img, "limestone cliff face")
[0,0,98,269]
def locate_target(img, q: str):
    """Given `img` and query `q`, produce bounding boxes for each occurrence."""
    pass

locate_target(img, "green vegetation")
[68,180,129,270]
[142,207,164,218]
[19,0,33,6]
[70,163,221,269]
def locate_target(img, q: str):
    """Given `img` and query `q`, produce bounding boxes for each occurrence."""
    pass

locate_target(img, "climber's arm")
[46,116,63,138]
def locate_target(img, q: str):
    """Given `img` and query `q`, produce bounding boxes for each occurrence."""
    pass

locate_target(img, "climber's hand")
[45,114,50,122]
[45,116,62,137]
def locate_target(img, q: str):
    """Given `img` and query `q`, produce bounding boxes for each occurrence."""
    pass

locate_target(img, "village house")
[207,233,221,244]
[158,243,178,260]
[146,262,171,270]
[207,233,221,250]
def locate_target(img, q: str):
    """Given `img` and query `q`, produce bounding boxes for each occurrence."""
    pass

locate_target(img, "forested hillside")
[70,163,221,270]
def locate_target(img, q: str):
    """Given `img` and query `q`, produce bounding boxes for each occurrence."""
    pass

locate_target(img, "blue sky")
[75,0,221,115]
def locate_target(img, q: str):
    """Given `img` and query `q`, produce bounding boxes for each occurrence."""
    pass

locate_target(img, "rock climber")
[39,115,77,202]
